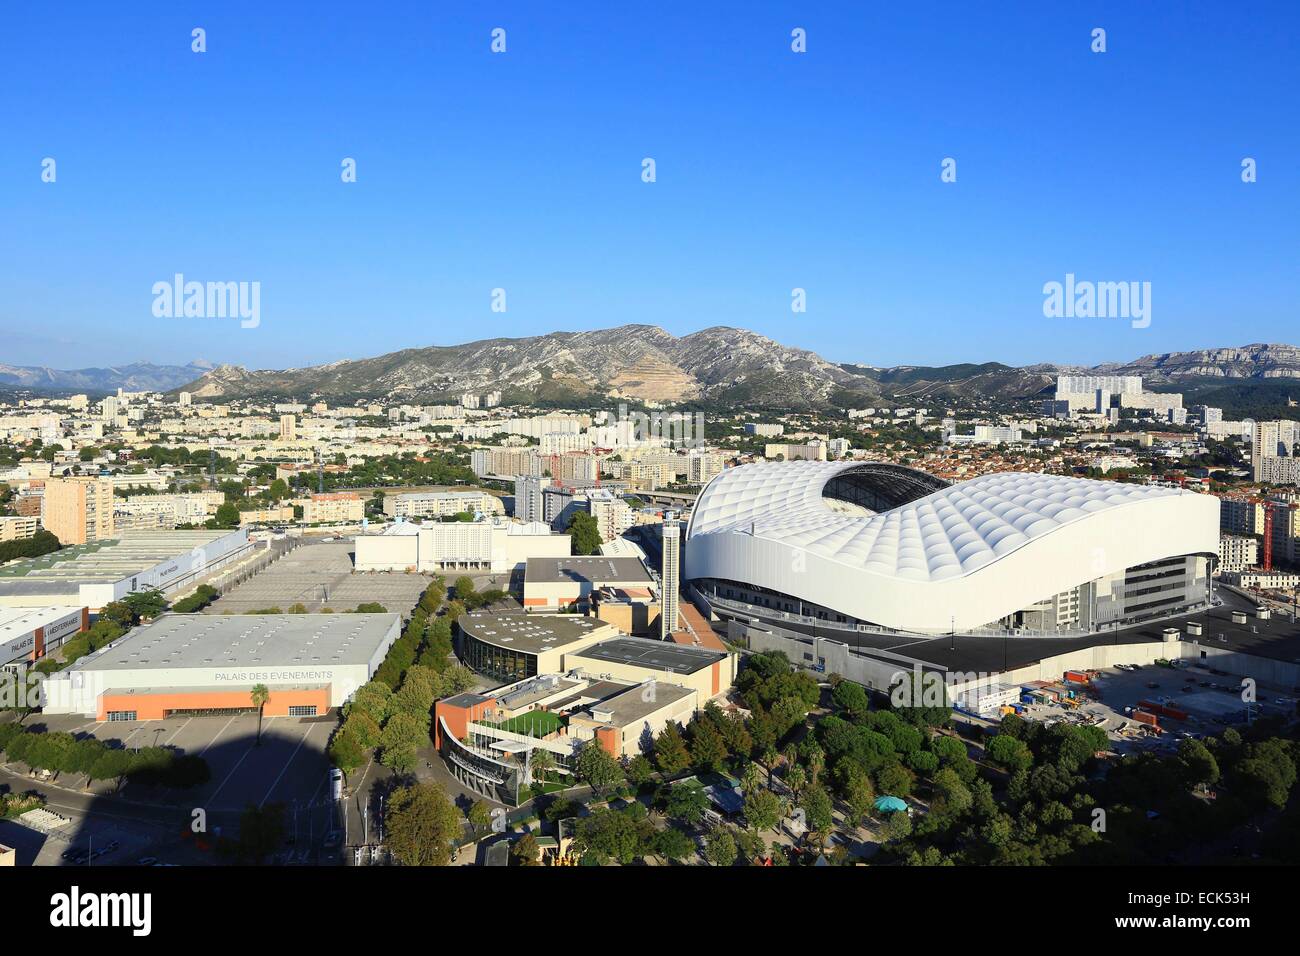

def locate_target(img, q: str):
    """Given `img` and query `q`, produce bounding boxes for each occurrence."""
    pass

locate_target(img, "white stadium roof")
[685,461,1220,633]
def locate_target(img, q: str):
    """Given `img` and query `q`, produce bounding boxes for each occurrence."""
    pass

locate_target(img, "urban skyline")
[3,3,1297,371]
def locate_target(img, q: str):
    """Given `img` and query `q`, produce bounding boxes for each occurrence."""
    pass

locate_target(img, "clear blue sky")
[2,2,1297,372]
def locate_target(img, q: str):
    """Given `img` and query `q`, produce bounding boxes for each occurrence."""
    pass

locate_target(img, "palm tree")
[761,747,779,788]
[251,684,270,746]
[530,748,553,787]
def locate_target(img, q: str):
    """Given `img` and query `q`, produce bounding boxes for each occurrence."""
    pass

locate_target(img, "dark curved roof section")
[821,462,950,513]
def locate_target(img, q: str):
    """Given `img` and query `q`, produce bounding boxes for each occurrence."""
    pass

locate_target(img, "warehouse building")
[0,529,252,610]
[0,606,88,671]
[41,611,401,719]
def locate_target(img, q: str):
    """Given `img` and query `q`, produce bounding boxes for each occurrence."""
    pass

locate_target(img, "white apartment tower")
[660,516,681,638]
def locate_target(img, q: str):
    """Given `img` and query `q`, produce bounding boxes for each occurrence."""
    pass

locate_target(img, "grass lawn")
[486,711,564,737]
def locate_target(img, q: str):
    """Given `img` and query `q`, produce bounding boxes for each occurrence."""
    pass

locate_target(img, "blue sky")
[1,1,1296,372]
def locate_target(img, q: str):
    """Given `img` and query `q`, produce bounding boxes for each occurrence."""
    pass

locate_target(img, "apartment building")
[1217,535,1258,574]
[301,492,365,524]
[41,477,114,545]
[382,490,504,520]
[0,515,39,542]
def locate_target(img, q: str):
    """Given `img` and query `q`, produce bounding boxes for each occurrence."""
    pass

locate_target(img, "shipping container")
[1133,709,1161,729]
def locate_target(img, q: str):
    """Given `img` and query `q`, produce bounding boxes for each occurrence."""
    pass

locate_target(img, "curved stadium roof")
[685,461,1220,634]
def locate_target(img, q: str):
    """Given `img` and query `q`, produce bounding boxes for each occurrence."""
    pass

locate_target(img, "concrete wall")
[735,619,1202,695]
[354,534,419,572]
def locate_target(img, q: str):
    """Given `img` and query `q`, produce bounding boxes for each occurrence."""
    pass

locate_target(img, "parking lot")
[37,711,337,813]
[1015,661,1298,755]
[205,538,433,614]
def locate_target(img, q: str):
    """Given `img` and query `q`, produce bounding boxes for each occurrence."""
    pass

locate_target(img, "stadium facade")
[685,462,1220,637]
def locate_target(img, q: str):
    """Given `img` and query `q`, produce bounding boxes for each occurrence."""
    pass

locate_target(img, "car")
[1199,681,1211,688]
[1146,682,1160,689]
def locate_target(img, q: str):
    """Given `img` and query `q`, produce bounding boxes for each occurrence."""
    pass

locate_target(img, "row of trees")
[328,576,476,777]
[0,528,61,564]
[171,583,219,613]
[0,723,210,790]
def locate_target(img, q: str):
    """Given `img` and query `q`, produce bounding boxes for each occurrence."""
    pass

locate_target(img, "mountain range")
[0,360,215,394]
[7,331,1300,414]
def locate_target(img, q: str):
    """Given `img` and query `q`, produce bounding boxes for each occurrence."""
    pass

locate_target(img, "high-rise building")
[1253,420,1300,482]
[588,490,634,542]
[660,516,681,638]
[514,475,544,524]
[279,414,297,442]
[178,391,192,407]
[42,476,114,545]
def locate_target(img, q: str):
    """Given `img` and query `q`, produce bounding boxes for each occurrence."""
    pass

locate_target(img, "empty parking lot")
[205,538,433,614]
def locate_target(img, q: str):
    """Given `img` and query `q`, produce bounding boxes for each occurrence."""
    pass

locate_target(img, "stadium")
[685,462,1220,638]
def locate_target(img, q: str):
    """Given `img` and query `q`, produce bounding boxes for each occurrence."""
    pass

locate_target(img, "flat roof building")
[523,555,654,611]
[458,611,620,684]
[565,636,735,701]
[0,529,252,610]
[355,518,570,573]
[0,606,87,669]
[41,611,401,719]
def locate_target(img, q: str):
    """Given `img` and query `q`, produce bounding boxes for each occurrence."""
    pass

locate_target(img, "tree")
[566,511,602,555]
[328,728,367,775]
[844,771,876,827]
[742,788,784,833]
[625,754,654,788]
[214,502,241,528]
[832,680,869,718]
[875,762,915,798]
[987,734,1034,773]
[575,740,623,796]
[689,719,729,773]
[511,832,541,866]
[380,712,427,775]
[882,810,913,842]
[574,806,648,865]
[665,781,710,825]
[654,722,691,776]
[654,826,696,864]
[801,785,834,834]
[468,800,494,838]
[1176,738,1220,788]
[386,782,462,866]
[704,828,738,867]
[250,684,270,746]
[349,681,392,724]
[530,747,554,786]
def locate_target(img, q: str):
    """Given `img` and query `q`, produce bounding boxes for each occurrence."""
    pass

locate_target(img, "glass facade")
[461,632,538,683]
